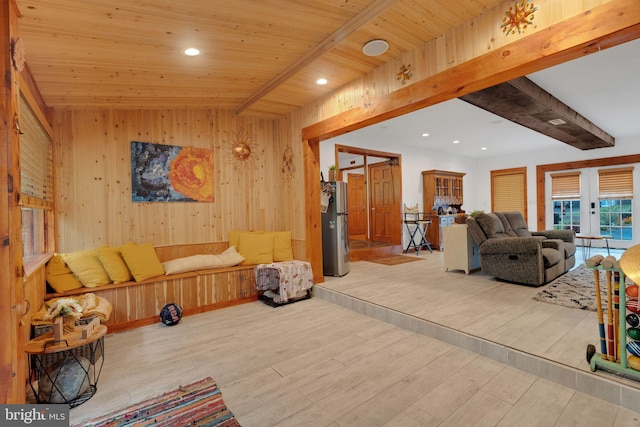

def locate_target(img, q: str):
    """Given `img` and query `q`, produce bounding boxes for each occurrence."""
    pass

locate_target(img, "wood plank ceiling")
[15,0,505,116]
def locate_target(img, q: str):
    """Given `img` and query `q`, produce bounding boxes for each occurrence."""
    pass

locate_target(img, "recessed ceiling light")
[363,39,389,56]
[422,133,429,137]
[316,78,328,85]
[481,147,488,151]
[453,140,460,144]
[184,48,200,56]
[548,118,567,125]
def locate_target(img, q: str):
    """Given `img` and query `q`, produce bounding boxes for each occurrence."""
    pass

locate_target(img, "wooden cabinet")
[443,224,481,274]
[423,170,465,207]
[422,170,465,251]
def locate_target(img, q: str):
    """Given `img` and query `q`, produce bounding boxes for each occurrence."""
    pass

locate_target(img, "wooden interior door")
[347,173,367,238]
[369,162,401,243]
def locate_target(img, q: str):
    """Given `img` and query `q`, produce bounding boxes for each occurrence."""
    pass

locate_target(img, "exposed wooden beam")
[459,76,615,150]
[235,0,400,115]
[302,1,640,141]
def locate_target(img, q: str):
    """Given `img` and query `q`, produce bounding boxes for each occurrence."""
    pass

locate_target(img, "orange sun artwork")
[168,147,215,202]
[501,0,537,35]
[222,129,263,170]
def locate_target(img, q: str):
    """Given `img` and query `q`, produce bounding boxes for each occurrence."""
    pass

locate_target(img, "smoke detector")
[363,39,389,56]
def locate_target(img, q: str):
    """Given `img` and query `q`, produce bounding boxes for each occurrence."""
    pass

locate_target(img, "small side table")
[26,324,106,408]
[403,212,433,255]
[576,234,612,259]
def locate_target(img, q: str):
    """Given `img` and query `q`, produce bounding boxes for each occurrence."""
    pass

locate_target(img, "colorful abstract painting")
[131,141,214,202]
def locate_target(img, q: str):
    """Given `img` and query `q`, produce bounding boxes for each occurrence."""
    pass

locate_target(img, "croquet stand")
[585,264,640,382]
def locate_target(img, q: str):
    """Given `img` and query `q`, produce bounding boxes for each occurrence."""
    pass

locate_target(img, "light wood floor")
[323,250,628,377]
[66,249,640,426]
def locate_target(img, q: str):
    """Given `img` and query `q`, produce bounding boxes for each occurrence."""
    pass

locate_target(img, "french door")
[548,166,635,249]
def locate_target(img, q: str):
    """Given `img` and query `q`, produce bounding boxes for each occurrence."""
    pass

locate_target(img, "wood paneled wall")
[53,109,306,253]
[301,0,610,126]
[1,0,27,405]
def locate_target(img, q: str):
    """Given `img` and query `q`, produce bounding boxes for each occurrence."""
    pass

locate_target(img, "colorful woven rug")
[74,377,239,427]
[533,266,607,312]
[367,255,424,266]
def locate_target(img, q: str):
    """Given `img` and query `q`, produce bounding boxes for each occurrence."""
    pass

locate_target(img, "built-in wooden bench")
[44,243,260,333]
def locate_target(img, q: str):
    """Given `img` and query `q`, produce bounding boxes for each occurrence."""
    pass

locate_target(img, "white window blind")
[20,96,53,202]
[491,168,526,217]
[551,172,581,199]
[598,167,634,199]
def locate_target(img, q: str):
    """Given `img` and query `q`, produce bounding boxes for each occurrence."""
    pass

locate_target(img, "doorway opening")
[335,144,403,260]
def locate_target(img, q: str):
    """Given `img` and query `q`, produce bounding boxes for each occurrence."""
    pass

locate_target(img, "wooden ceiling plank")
[235,0,401,115]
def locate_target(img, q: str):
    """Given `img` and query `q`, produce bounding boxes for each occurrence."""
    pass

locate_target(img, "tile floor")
[65,245,640,426]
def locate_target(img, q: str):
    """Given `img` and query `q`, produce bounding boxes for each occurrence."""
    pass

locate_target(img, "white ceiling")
[331,38,640,159]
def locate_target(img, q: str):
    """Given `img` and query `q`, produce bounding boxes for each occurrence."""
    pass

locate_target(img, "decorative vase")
[328,170,337,181]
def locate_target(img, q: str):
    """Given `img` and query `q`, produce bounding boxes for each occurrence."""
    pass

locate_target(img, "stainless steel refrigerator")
[322,181,350,276]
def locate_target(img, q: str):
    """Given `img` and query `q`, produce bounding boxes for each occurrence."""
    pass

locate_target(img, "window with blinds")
[551,172,580,199]
[598,166,633,241]
[491,167,527,219]
[19,93,54,259]
[550,171,581,233]
[598,167,634,199]
[20,95,53,202]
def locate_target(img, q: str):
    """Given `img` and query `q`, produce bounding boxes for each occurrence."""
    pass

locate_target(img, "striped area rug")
[74,377,239,427]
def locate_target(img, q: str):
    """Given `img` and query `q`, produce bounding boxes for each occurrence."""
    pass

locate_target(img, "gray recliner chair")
[466,211,576,287]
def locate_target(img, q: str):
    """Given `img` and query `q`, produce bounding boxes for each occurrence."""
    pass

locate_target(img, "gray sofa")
[466,211,576,287]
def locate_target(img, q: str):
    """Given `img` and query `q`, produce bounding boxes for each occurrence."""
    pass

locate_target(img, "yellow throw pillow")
[61,248,112,288]
[47,273,84,293]
[228,230,243,250]
[97,246,133,284]
[229,230,265,249]
[238,233,274,265]
[272,231,294,262]
[46,254,73,277]
[120,242,165,282]
[46,255,83,292]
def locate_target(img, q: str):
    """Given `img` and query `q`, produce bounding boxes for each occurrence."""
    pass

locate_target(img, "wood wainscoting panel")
[87,267,259,333]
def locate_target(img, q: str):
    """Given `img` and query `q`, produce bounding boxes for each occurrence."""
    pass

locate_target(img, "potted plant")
[328,165,338,181]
